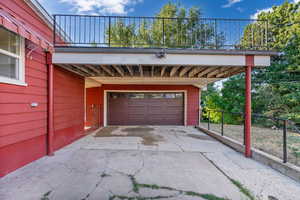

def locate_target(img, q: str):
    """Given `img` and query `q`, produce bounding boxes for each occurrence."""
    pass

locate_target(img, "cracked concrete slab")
[1,126,300,200]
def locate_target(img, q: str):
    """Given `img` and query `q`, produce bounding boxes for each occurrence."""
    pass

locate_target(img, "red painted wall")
[53,67,85,151]
[96,85,200,126]
[0,0,53,177]
[85,87,102,128]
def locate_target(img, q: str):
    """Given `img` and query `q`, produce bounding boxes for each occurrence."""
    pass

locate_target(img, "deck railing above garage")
[53,15,270,50]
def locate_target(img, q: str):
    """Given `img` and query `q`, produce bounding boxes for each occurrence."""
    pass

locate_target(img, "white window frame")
[0,33,26,86]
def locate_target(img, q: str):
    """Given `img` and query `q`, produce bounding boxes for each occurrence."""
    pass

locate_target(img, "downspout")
[245,55,254,158]
[46,52,54,156]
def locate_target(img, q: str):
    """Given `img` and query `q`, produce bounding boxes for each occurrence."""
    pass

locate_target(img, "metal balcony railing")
[53,15,271,50]
[200,108,300,166]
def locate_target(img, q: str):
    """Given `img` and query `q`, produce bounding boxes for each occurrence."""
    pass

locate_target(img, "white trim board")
[90,77,221,87]
[103,90,188,127]
[53,53,271,67]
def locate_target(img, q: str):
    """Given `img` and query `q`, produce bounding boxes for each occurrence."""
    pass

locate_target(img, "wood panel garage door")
[108,92,184,125]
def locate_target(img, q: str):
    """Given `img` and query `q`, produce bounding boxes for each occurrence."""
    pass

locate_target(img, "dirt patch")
[94,126,119,137]
[187,134,215,141]
[204,123,300,167]
[122,127,164,146]
[94,126,164,146]
[122,127,154,133]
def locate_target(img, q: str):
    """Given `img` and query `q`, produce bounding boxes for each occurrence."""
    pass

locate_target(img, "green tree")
[106,2,224,48]
[202,1,300,125]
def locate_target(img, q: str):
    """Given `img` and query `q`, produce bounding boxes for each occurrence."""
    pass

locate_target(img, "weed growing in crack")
[40,190,51,200]
[230,179,255,200]
[128,175,140,193]
[101,172,111,178]
[120,174,231,200]
[200,194,231,200]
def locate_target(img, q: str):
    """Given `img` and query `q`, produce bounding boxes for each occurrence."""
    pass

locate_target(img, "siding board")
[0,0,51,177]
[53,66,85,151]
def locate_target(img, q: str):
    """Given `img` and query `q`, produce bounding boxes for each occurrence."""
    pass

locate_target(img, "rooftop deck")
[54,15,273,51]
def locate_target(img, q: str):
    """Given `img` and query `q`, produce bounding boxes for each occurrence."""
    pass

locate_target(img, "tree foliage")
[202,1,300,125]
[107,2,224,48]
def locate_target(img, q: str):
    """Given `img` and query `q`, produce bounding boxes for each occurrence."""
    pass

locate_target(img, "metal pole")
[245,55,253,157]
[46,52,54,156]
[53,15,56,46]
[162,18,165,47]
[266,21,269,50]
[243,113,246,145]
[221,111,224,136]
[214,19,218,49]
[208,111,210,130]
[108,16,111,47]
[283,120,287,163]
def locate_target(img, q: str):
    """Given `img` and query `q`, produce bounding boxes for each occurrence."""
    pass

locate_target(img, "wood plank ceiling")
[56,64,245,79]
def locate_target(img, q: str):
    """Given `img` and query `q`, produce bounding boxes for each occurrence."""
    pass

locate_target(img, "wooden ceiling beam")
[170,66,181,77]
[112,65,125,77]
[198,67,218,78]
[216,67,241,78]
[71,64,95,76]
[161,66,167,77]
[227,68,245,77]
[100,65,114,76]
[188,66,204,78]
[179,66,193,77]
[59,64,87,77]
[126,65,134,76]
[206,67,225,78]
[139,65,143,77]
[151,66,155,77]
[86,65,102,75]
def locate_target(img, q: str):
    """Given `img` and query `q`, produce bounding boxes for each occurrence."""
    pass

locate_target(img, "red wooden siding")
[96,85,200,126]
[53,67,85,151]
[0,0,52,42]
[0,0,53,177]
[0,43,48,177]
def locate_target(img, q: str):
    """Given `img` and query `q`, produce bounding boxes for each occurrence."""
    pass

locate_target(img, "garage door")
[108,92,184,125]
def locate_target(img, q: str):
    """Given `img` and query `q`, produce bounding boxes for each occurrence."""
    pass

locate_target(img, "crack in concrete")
[201,152,255,200]
[133,151,145,176]
[108,172,229,200]
[80,151,111,200]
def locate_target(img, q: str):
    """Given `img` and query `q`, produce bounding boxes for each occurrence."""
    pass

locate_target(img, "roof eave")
[24,0,53,30]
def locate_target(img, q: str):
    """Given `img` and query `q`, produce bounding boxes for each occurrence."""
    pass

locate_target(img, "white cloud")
[59,0,143,14]
[251,0,299,19]
[250,7,273,19]
[222,0,243,8]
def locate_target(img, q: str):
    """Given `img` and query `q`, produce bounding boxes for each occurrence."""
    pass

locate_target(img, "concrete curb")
[196,126,300,183]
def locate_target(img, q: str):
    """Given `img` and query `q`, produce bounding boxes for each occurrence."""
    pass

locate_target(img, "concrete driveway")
[1,126,300,200]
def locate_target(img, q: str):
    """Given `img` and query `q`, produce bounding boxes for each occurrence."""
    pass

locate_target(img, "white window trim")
[0,36,27,86]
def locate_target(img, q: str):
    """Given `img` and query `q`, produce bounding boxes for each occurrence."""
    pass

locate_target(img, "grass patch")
[41,190,51,200]
[128,175,140,193]
[123,174,231,200]
[204,123,300,167]
[200,194,230,200]
[230,179,255,200]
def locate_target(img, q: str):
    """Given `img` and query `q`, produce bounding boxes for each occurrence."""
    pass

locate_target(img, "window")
[0,27,25,85]
[149,93,164,99]
[128,93,145,99]
[165,93,176,99]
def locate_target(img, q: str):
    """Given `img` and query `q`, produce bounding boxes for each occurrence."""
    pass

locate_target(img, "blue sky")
[38,0,298,19]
